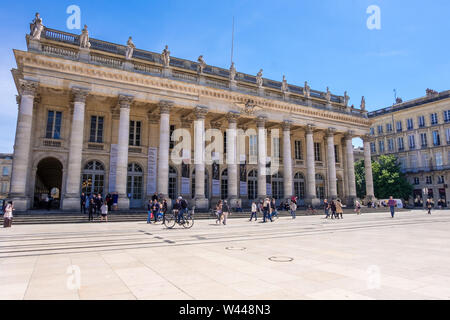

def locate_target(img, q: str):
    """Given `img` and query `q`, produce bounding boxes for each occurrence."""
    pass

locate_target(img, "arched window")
[248,169,258,200]
[127,163,143,208]
[82,160,105,196]
[315,174,325,200]
[294,172,305,202]
[191,170,209,199]
[221,169,228,200]
[272,172,284,200]
[169,167,178,200]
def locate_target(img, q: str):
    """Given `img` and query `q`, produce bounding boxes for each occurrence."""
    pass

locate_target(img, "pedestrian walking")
[335,199,344,219]
[222,200,230,225]
[263,198,273,223]
[323,199,330,219]
[330,200,337,219]
[88,198,95,221]
[100,203,108,222]
[271,198,279,219]
[250,202,258,221]
[105,193,113,212]
[216,200,223,224]
[80,193,86,214]
[426,198,434,215]
[3,202,14,228]
[95,194,103,218]
[355,200,362,215]
[152,199,161,223]
[387,196,397,218]
[290,201,297,219]
[147,200,153,224]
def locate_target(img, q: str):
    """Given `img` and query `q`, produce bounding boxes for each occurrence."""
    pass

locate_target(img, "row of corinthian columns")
[9,80,374,211]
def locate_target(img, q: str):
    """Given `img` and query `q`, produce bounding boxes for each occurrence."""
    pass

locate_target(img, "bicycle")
[164,207,194,229]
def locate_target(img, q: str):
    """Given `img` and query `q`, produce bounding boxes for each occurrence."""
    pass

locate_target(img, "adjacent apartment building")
[368,90,450,207]
[0,154,13,202]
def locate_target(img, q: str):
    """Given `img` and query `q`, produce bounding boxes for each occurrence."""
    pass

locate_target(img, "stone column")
[62,87,90,210]
[305,124,319,206]
[10,80,39,211]
[326,128,337,199]
[345,131,357,206]
[257,116,267,199]
[115,94,133,209]
[283,121,293,200]
[363,135,375,201]
[157,101,173,199]
[194,106,209,209]
[227,112,240,208]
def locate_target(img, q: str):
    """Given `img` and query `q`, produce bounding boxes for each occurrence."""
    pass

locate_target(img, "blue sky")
[0,0,449,152]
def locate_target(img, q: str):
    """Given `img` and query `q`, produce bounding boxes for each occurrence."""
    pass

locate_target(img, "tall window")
[422,153,430,168]
[334,145,339,163]
[444,110,450,123]
[396,121,403,132]
[46,111,62,139]
[223,131,227,154]
[314,143,322,161]
[370,128,375,135]
[370,142,376,154]
[386,123,393,133]
[398,137,405,151]
[271,172,284,200]
[418,116,425,128]
[272,137,281,159]
[377,125,383,134]
[446,128,450,144]
[420,133,428,147]
[431,113,438,125]
[436,152,443,167]
[221,169,228,200]
[294,173,305,201]
[89,116,104,143]
[407,119,414,130]
[129,121,141,146]
[413,177,420,185]
[399,157,407,171]
[408,135,416,149]
[433,131,441,146]
[438,176,445,184]
[82,161,105,196]
[426,176,432,185]
[294,141,303,160]
[388,139,394,152]
[248,170,258,200]
[2,167,9,176]
[378,141,385,153]
[249,135,258,163]
[168,167,177,200]
[410,155,418,168]
[169,125,175,149]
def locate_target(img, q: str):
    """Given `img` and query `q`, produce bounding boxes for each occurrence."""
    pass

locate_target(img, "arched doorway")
[248,169,258,200]
[81,160,105,197]
[294,172,305,206]
[168,166,178,200]
[272,172,284,200]
[34,157,63,210]
[221,169,228,200]
[316,174,325,200]
[191,169,209,199]
[127,163,144,208]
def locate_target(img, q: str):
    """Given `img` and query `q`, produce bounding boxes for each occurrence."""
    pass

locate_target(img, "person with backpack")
[250,202,258,221]
[290,200,297,219]
[178,196,188,223]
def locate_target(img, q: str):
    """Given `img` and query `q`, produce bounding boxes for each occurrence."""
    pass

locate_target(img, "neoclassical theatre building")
[9,17,375,211]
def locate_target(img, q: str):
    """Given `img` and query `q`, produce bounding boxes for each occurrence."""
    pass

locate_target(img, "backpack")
[181,199,188,209]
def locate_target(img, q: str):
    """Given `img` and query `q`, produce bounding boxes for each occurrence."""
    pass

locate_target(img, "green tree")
[354,155,413,200]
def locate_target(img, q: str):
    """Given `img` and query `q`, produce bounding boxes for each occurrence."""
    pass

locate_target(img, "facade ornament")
[256,69,263,88]
[118,94,134,109]
[158,100,173,114]
[326,127,337,137]
[360,96,366,111]
[19,79,39,97]
[304,81,311,98]
[194,106,209,119]
[345,130,355,140]
[325,87,331,103]
[256,115,267,128]
[306,124,315,134]
[281,75,288,92]
[30,13,44,41]
[197,55,206,74]
[79,25,91,49]
[426,88,439,97]
[161,45,170,67]
[229,62,236,81]
[343,91,350,107]
[72,87,90,103]
[282,120,292,131]
[125,36,135,60]
[226,111,240,123]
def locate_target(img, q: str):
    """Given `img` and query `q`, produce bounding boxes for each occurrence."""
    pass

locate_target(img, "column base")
[228,198,242,209]
[194,198,209,210]
[62,195,81,211]
[305,197,321,207]
[10,197,31,212]
[346,196,357,208]
[117,196,130,211]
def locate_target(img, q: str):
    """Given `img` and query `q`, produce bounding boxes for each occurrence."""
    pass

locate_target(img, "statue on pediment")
[256,69,263,87]
[325,87,331,103]
[125,36,135,60]
[197,55,206,74]
[230,62,236,81]
[281,75,288,92]
[162,45,170,67]
[361,96,366,110]
[344,91,350,106]
[304,81,310,98]
[30,13,44,40]
[80,25,91,49]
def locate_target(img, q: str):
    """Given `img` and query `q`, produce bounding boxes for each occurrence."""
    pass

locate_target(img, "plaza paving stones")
[0,210,449,300]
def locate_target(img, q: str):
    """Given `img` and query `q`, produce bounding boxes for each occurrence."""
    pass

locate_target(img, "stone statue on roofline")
[256,69,263,87]
[361,96,366,111]
[343,91,350,107]
[304,81,310,98]
[125,36,135,60]
[161,45,170,67]
[197,55,206,74]
[230,62,236,81]
[79,25,91,49]
[325,87,331,103]
[30,13,44,41]
[281,75,288,92]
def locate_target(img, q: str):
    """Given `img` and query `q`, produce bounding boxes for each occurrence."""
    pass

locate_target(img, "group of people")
[146,193,169,224]
[248,198,283,223]
[80,193,112,222]
[323,199,345,219]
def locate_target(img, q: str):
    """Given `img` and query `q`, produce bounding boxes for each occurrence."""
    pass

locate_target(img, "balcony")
[401,165,450,174]
[42,139,62,148]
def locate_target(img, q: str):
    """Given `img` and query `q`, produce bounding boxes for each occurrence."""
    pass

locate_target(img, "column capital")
[159,100,174,114]
[344,130,355,140]
[226,111,240,124]
[306,124,316,134]
[257,116,267,128]
[194,106,209,119]
[72,87,90,103]
[118,94,134,109]
[15,95,21,106]
[362,134,372,142]
[19,79,39,97]
[326,127,337,138]
[282,120,292,131]
[210,121,222,130]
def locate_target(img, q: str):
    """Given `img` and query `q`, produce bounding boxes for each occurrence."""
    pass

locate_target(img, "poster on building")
[147,147,158,195]
[108,144,118,193]
[181,160,190,195]
[240,162,247,196]
[212,161,220,196]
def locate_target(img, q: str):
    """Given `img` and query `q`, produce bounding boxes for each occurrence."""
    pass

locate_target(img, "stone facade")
[9,25,373,211]
[368,90,450,207]
[0,154,13,201]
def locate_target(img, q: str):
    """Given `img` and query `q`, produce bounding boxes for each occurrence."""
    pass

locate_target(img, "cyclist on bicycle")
[177,196,188,223]
[151,199,161,223]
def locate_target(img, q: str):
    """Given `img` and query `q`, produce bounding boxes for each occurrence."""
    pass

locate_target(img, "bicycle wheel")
[182,214,194,229]
[164,213,176,229]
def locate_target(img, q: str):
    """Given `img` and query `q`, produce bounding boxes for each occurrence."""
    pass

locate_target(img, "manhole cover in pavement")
[226,247,246,251]
[269,256,294,262]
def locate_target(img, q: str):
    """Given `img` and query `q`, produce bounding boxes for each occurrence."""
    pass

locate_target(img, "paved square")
[1,210,449,300]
